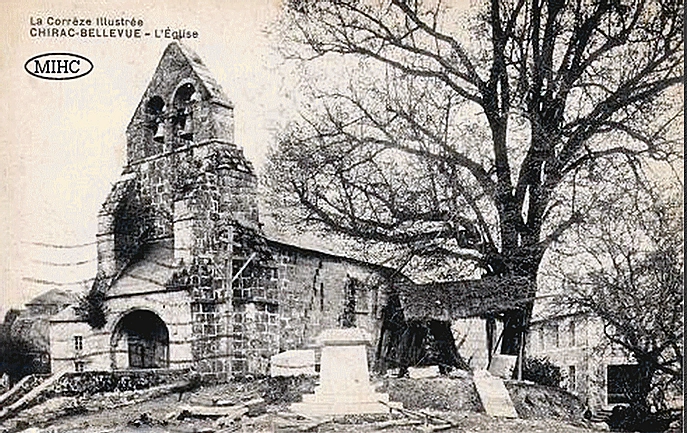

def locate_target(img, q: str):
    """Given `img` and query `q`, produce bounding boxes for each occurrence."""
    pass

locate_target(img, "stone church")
[48,42,525,382]
[49,42,393,381]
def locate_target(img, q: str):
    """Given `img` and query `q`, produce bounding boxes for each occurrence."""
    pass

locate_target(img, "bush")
[607,404,681,432]
[522,357,562,387]
[0,334,47,384]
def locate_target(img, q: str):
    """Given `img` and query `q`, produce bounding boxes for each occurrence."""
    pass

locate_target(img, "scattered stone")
[297,417,333,432]
[243,397,267,417]
[590,421,610,431]
[421,423,453,432]
[189,396,217,406]
[373,418,422,429]
[408,366,440,379]
[448,368,471,379]
[127,412,164,428]
[177,404,248,420]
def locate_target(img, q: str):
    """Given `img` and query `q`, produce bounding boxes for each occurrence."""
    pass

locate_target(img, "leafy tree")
[0,310,46,383]
[266,0,683,360]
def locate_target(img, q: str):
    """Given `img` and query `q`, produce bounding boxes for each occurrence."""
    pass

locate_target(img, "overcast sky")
[0,0,296,314]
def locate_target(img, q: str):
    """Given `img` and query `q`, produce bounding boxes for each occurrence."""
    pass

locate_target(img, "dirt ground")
[6,376,606,433]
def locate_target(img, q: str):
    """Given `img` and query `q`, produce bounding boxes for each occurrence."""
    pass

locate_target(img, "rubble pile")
[0,373,604,433]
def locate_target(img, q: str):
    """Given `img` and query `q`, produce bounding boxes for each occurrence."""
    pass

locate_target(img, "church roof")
[396,276,533,321]
[173,42,232,107]
[126,42,234,134]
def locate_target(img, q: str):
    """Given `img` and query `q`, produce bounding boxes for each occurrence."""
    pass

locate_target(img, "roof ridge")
[172,42,233,107]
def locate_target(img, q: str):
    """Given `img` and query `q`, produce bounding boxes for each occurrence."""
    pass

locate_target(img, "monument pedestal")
[290,328,400,416]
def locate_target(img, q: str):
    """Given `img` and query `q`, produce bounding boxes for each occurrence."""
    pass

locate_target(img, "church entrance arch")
[111,310,169,369]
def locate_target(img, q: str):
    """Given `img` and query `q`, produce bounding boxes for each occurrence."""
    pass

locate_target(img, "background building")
[527,312,639,410]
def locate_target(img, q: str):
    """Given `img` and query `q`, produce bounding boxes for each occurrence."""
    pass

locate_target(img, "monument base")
[289,328,402,416]
[291,385,400,416]
[290,400,394,416]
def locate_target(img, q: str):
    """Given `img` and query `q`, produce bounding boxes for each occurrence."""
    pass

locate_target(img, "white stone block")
[408,366,440,379]
[488,354,517,379]
[270,350,316,377]
[473,369,518,418]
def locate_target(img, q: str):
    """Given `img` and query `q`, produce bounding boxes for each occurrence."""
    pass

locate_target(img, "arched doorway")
[111,310,169,369]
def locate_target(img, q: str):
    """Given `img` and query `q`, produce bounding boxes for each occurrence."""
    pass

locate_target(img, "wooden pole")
[517,328,525,381]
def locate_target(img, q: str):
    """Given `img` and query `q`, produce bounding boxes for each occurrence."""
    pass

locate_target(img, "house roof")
[264,237,404,279]
[25,288,79,308]
[49,305,82,323]
[396,275,534,321]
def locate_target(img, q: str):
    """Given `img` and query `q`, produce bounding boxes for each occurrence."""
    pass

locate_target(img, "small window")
[569,322,576,347]
[553,324,559,348]
[74,361,85,373]
[74,335,83,352]
[568,365,576,392]
[538,328,545,351]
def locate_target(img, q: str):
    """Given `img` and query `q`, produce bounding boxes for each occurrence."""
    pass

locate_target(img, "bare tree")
[266,0,683,357]
[556,189,683,428]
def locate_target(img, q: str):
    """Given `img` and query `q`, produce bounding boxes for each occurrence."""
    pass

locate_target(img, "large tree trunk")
[375,294,469,375]
[487,249,541,378]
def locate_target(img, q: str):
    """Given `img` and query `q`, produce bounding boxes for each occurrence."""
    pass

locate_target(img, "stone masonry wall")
[97,42,239,280]
[527,315,633,409]
[227,243,387,376]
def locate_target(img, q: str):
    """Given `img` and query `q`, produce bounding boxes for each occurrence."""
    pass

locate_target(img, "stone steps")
[301,390,391,404]
[589,409,613,423]
[473,370,518,418]
[291,400,394,416]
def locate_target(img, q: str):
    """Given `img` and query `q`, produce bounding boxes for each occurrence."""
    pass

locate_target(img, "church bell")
[178,116,193,140]
[153,121,165,143]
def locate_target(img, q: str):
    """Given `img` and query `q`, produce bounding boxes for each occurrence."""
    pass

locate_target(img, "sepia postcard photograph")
[0,0,683,432]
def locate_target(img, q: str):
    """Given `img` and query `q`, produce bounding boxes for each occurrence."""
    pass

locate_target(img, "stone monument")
[290,328,400,416]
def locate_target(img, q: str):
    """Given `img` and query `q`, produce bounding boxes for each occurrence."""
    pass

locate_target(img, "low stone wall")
[48,369,193,397]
